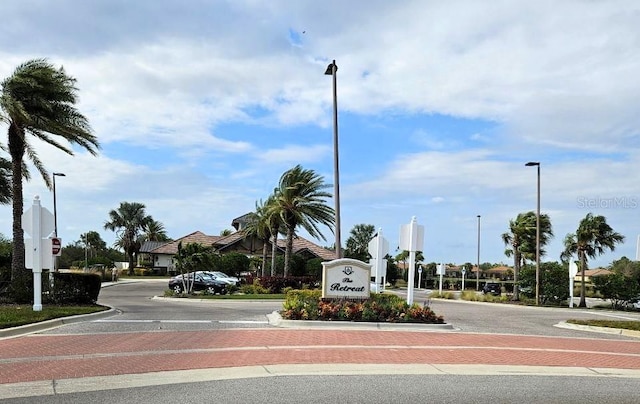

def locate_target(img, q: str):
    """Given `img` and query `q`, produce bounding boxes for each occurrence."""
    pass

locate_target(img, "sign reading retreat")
[322,258,371,299]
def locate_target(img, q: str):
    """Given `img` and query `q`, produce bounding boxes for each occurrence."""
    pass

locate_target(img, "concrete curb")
[267,311,457,331]
[555,321,640,339]
[0,306,118,339]
[3,363,640,400]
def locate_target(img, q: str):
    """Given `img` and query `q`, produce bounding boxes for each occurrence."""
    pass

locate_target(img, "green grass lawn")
[0,305,108,329]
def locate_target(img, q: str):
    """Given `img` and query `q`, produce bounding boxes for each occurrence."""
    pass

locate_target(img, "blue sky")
[1,0,639,268]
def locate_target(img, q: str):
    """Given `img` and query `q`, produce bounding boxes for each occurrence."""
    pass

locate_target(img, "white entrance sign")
[322,258,371,299]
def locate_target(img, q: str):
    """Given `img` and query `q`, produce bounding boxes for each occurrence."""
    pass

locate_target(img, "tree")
[593,271,640,310]
[344,224,375,262]
[142,219,170,242]
[561,213,625,308]
[104,202,153,275]
[272,165,334,277]
[219,229,233,236]
[1,59,99,298]
[502,211,553,300]
[244,198,276,277]
[0,156,12,205]
[220,252,250,277]
[80,231,107,252]
[519,262,569,304]
[173,242,214,293]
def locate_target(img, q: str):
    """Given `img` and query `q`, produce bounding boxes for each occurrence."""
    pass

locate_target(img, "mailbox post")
[22,196,55,311]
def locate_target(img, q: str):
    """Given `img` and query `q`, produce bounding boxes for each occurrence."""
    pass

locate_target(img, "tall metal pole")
[476,215,481,290]
[525,162,541,306]
[52,172,65,273]
[325,60,341,259]
[535,164,541,306]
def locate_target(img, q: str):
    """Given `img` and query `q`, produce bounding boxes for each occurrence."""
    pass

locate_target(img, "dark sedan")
[169,272,227,295]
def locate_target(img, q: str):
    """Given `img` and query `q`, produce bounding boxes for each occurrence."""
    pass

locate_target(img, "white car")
[207,271,240,286]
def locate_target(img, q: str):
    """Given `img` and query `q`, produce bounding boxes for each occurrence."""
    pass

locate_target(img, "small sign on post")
[51,237,62,256]
[569,260,578,308]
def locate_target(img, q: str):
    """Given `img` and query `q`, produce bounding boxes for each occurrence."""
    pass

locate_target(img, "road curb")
[0,306,118,339]
[555,321,640,339]
[267,311,457,331]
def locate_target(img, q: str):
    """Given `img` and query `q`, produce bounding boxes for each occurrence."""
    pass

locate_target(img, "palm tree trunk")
[261,242,267,277]
[9,124,28,297]
[512,251,520,300]
[579,250,587,307]
[284,226,294,278]
[270,230,278,277]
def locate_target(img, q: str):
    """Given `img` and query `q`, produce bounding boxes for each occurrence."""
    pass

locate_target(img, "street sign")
[52,237,62,256]
[22,204,54,237]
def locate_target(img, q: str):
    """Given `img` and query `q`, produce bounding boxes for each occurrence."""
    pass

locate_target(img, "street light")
[525,161,541,306]
[52,172,66,238]
[476,215,481,291]
[325,59,342,259]
[52,172,65,274]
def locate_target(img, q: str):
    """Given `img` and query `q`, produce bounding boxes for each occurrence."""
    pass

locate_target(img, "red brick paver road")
[1,329,639,384]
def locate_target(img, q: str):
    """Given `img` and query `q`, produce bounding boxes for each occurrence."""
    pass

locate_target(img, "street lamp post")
[476,215,481,291]
[525,162,541,306]
[325,59,342,259]
[52,172,66,238]
[52,172,65,274]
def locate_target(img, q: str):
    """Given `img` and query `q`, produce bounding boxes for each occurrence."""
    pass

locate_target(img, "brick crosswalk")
[2,328,639,385]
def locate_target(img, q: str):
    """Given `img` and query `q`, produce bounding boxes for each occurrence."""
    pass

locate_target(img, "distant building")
[138,213,334,275]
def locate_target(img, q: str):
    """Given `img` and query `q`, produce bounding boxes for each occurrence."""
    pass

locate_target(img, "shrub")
[46,272,101,304]
[281,291,444,324]
[430,291,455,299]
[239,279,270,294]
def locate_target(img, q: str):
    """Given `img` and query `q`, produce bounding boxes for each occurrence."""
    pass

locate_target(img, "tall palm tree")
[502,211,553,300]
[104,202,153,275]
[272,165,334,277]
[1,59,99,295]
[561,213,624,308]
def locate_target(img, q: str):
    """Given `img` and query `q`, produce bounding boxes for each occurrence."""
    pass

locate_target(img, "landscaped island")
[280,290,445,324]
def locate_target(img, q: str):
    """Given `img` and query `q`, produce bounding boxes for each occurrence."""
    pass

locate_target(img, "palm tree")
[1,59,99,295]
[244,198,276,277]
[272,165,334,277]
[104,202,153,275]
[0,156,11,205]
[142,219,170,242]
[344,224,375,262]
[502,211,553,300]
[265,194,285,276]
[561,213,624,307]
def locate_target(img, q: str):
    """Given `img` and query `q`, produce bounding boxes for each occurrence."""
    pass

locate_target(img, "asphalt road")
[44,280,639,341]
[3,373,639,403]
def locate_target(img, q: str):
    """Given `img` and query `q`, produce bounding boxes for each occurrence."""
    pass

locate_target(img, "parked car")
[169,272,227,294]
[206,271,241,286]
[482,282,502,296]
